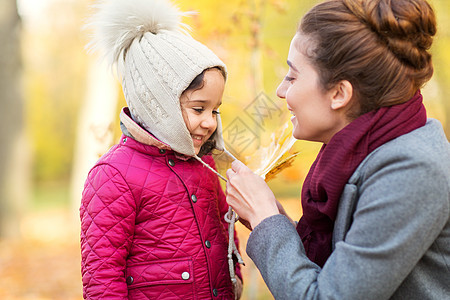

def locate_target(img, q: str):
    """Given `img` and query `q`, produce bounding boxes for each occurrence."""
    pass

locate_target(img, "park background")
[0,0,448,299]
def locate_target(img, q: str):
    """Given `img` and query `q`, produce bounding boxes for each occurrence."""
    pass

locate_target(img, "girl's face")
[180,69,225,155]
[276,34,348,144]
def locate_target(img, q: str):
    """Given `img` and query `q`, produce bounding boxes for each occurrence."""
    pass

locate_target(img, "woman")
[226,0,450,299]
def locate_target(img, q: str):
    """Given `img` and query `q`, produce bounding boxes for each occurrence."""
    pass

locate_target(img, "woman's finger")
[226,167,236,180]
[231,159,252,173]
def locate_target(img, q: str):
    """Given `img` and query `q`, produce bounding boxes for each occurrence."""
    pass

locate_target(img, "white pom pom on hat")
[86,0,227,157]
[86,0,186,67]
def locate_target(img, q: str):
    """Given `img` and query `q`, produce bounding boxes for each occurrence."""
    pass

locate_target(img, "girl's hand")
[226,160,279,229]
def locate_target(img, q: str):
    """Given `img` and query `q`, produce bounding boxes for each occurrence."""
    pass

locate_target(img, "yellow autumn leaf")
[263,151,300,182]
[245,121,298,180]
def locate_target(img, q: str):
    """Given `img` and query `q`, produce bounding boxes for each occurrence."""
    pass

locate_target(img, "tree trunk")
[70,59,119,219]
[0,0,30,238]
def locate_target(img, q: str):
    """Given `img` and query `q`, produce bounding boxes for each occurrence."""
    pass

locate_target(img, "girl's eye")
[212,110,220,115]
[193,108,204,113]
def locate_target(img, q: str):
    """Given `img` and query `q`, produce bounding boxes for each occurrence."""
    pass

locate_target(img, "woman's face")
[277,34,348,144]
[180,69,225,155]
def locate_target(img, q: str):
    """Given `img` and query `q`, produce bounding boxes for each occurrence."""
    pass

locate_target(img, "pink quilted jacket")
[80,132,241,299]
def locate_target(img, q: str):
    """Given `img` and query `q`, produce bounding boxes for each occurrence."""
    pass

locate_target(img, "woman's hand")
[234,275,243,300]
[226,160,279,230]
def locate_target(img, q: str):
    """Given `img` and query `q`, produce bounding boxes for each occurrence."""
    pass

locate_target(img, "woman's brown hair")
[299,0,436,116]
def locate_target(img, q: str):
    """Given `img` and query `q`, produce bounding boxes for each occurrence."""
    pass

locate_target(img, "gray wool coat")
[247,119,450,300]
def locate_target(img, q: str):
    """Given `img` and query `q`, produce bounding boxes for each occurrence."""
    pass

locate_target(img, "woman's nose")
[276,81,287,99]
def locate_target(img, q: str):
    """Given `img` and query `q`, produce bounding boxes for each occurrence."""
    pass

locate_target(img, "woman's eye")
[212,110,220,115]
[285,76,295,82]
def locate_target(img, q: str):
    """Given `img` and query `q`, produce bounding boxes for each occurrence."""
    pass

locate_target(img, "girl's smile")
[191,134,206,146]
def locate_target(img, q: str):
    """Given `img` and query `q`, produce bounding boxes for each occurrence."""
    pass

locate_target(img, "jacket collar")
[120,107,192,161]
[120,107,171,150]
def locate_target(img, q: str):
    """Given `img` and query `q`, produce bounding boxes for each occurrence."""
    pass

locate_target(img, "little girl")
[79,0,243,299]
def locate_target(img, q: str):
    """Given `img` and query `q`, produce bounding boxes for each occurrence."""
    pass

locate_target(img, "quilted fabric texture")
[80,135,241,299]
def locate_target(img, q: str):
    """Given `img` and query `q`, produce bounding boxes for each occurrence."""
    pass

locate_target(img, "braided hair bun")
[345,0,436,70]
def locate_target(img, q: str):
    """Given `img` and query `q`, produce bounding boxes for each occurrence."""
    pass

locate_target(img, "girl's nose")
[201,114,217,130]
[276,81,287,99]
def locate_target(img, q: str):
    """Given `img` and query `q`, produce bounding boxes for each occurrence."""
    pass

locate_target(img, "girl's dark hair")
[182,67,226,157]
[299,0,436,117]
[185,67,226,92]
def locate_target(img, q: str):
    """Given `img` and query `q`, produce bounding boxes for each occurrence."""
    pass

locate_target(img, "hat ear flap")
[212,112,226,151]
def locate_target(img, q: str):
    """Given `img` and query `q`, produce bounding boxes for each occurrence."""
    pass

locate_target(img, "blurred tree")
[70,59,119,216]
[0,0,30,238]
[23,0,88,186]
[69,0,121,215]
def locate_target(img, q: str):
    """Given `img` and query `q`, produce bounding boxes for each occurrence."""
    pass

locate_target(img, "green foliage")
[30,181,69,210]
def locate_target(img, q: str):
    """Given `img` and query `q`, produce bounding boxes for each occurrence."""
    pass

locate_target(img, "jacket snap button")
[205,240,211,248]
[168,159,175,167]
[212,288,218,297]
[191,194,197,203]
[159,149,166,154]
[123,137,127,143]
[181,271,190,280]
[126,276,134,285]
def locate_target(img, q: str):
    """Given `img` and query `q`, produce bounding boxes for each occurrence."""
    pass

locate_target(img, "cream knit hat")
[87,0,227,157]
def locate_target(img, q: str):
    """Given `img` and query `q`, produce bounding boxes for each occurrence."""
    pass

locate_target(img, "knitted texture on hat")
[86,0,227,156]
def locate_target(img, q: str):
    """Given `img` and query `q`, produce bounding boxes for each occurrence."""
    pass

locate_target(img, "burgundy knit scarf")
[296,91,427,267]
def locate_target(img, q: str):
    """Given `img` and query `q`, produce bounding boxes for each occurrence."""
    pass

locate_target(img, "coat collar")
[120,107,191,160]
[120,107,171,150]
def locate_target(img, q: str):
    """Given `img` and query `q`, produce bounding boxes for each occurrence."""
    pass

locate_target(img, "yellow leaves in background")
[245,122,298,180]
[21,0,450,186]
